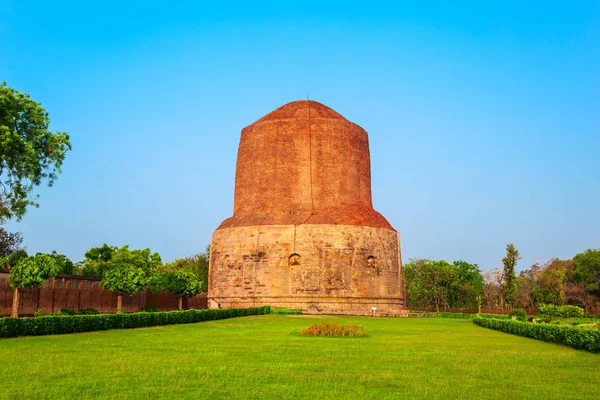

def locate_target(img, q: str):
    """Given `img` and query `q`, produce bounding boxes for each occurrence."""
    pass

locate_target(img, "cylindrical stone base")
[208,224,405,315]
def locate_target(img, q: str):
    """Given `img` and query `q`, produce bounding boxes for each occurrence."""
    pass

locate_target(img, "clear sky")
[1,1,598,272]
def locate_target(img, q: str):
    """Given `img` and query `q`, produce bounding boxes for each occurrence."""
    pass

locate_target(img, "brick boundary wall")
[0,269,207,316]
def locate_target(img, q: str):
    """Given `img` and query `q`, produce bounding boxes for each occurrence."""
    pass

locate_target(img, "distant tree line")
[404,244,600,313]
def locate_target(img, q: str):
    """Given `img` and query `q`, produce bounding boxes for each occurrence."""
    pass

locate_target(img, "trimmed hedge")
[473,316,600,353]
[538,304,585,318]
[0,306,270,339]
[437,312,510,320]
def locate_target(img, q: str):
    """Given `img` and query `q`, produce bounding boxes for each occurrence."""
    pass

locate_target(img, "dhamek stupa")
[208,100,404,315]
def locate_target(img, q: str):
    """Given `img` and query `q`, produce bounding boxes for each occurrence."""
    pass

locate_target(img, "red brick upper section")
[218,100,395,231]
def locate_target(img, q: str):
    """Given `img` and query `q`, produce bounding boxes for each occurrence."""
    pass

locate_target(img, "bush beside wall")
[437,312,510,320]
[0,306,271,339]
[473,316,600,353]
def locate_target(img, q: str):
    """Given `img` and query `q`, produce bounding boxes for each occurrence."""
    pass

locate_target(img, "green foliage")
[34,309,44,318]
[79,307,99,315]
[101,264,147,296]
[58,308,78,316]
[405,259,485,310]
[508,308,527,322]
[473,316,600,353]
[502,243,521,307]
[0,306,271,338]
[47,251,74,275]
[572,249,600,294]
[404,259,458,311]
[6,249,28,268]
[299,322,365,337]
[8,253,59,289]
[158,246,209,290]
[451,260,485,307]
[140,305,158,313]
[80,244,161,278]
[436,312,510,320]
[272,307,302,315]
[150,270,203,298]
[538,303,585,318]
[0,82,71,222]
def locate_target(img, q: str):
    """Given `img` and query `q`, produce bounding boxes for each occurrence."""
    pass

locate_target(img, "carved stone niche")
[223,255,232,269]
[289,253,301,267]
[367,256,377,268]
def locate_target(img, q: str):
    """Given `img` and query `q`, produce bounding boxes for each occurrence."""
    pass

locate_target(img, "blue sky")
[1,1,598,272]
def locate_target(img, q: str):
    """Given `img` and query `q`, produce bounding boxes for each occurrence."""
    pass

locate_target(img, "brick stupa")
[208,100,405,315]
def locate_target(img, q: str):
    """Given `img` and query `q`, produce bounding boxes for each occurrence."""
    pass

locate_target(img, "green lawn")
[1,315,598,399]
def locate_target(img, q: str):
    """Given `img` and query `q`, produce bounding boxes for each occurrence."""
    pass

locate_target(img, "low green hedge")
[0,306,271,339]
[437,312,510,320]
[473,316,600,353]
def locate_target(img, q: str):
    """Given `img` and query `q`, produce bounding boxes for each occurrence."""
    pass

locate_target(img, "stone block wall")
[209,224,405,315]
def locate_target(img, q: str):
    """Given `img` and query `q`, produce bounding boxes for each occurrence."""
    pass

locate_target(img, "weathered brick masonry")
[209,101,405,315]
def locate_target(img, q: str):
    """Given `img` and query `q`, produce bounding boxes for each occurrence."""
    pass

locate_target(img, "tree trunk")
[11,287,20,318]
[117,295,123,313]
[178,296,183,310]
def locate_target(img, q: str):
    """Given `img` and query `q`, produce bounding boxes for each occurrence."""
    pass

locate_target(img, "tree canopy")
[8,253,59,290]
[0,82,71,222]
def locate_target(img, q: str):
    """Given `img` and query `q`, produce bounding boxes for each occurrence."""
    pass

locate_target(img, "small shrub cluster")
[141,305,158,313]
[538,304,585,318]
[508,309,527,322]
[472,316,600,353]
[0,306,271,339]
[299,322,365,337]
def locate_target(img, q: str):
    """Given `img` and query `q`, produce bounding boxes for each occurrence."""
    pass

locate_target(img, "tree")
[0,227,24,257]
[0,82,71,222]
[451,260,484,308]
[502,244,521,308]
[403,259,459,312]
[79,244,161,278]
[7,253,58,317]
[572,249,600,295]
[47,251,75,275]
[101,264,147,313]
[151,270,204,310]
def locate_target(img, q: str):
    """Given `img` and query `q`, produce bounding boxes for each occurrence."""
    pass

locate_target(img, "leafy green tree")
[572,249,600,295]
[7,253,58,317]
[0,82,71,222]
[151,270,204,310]
[0,227,24,257]
[111,245,162,275]
[79,244,161,278]
[46,251,74,275]
[502,244,521,308]
[404,259,459,312]
[80,243,117,277]
[101,264,147,313]
[451,260,484,308]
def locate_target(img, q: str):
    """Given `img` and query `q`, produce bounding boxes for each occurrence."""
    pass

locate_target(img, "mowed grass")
[0,315,598,399]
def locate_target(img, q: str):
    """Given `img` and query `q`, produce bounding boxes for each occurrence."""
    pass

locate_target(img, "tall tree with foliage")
[47,251,75,275]
[151,270,204,310]
[572,249,600,295]
[79,244,161,278]
[101,263,147,313]
[502,243,521,308]
[7,253,58,317]
[0,82,71,222]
